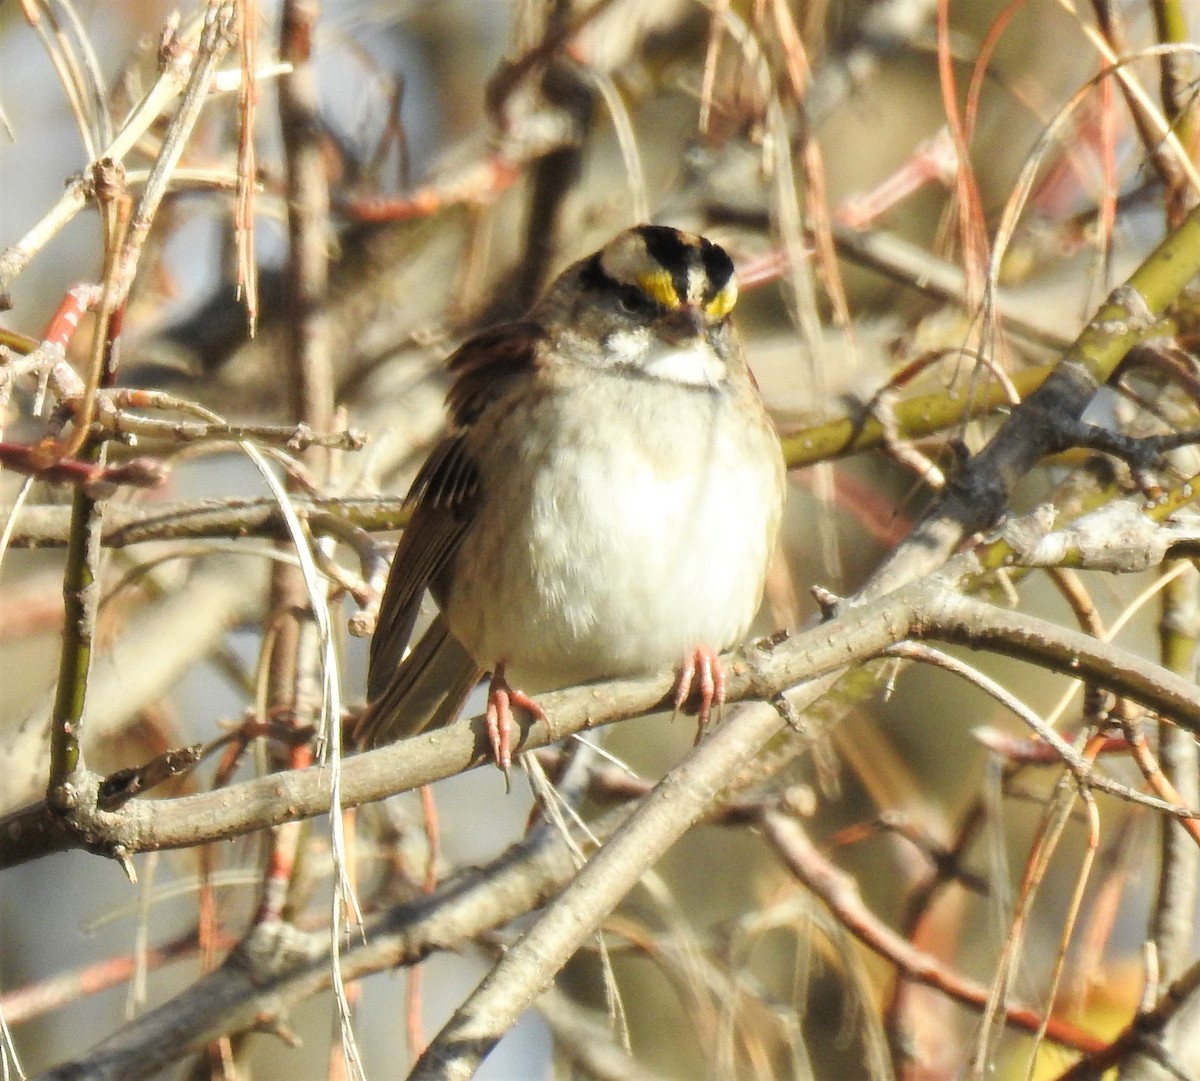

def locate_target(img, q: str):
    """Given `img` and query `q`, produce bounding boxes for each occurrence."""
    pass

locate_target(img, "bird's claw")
[673,644,726,741]
[486,666,545,789]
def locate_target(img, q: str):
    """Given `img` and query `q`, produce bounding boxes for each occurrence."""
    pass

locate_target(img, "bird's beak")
[658,304,706,344]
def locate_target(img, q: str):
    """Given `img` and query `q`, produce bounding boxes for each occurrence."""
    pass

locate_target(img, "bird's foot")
[486,664,545,788]
[673,644,726,740]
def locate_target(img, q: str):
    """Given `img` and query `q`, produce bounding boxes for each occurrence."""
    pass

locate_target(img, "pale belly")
[441,381,781,691]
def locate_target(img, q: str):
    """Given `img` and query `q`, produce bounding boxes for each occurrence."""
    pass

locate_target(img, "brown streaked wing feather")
[445,321,545,427]
[363,320,541,730]
[366,434,477,702]
[405,432,480,512]
[356,614,483,746]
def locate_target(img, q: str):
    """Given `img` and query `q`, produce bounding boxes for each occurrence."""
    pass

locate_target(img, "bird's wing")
[365,432,477,704]
[357,612,483,746]
[445,320,546,426]
[358,322,545,745]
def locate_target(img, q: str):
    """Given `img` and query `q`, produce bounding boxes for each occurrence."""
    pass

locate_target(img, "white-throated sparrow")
[355,225,785,775]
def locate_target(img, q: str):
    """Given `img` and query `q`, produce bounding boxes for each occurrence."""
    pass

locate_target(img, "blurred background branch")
[4,1,1200,1079]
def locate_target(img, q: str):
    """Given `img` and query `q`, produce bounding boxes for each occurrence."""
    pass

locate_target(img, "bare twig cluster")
[4,2,1200,1080]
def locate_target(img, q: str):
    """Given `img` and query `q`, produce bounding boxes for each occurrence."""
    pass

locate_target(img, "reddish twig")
[762,812,1105,1054]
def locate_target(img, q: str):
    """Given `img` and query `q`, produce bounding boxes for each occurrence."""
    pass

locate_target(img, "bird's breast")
[443,379,782,690]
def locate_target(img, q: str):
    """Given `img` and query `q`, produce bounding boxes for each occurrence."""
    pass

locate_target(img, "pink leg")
[672,644,726,738]
[485,662,546,784]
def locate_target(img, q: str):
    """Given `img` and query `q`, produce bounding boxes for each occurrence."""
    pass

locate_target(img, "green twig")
[865,199,1200,597]
[47,487,101,789]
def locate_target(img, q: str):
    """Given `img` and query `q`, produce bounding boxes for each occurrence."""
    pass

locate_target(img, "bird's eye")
[617,285,652,315]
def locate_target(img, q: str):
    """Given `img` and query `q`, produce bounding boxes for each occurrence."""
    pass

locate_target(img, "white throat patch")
[605,328,725,387]
[642,338,725,386]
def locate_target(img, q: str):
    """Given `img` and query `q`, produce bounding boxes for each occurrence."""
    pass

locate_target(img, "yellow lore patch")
[704,279,737,321]
[638,268,680,309]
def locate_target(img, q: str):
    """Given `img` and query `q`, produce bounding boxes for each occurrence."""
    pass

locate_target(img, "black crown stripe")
[637,225,692,306]
[699,238,734,302]
[578,252,614,293]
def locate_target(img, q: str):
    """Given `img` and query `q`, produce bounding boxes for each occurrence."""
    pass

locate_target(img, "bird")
[355,224,786,778]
